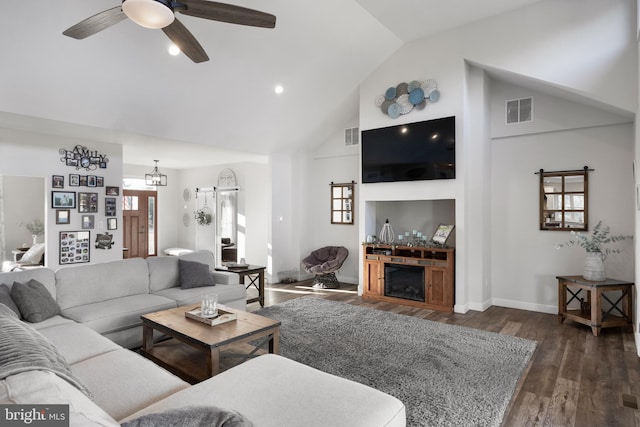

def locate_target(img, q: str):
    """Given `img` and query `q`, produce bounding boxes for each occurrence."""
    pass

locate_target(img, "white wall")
[355,0,636,312]
[1,129,123,269]
[1,176,45,256]
[299,122,360,283]
[177,162,269,270]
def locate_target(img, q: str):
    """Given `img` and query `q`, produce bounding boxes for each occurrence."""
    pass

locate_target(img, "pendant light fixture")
[145,160,168,186]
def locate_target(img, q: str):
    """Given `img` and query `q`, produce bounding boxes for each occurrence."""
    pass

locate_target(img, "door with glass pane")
[123,190,157,258]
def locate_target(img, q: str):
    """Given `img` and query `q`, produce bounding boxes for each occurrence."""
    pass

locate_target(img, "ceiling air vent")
[345,127,359,146]
[506,97,533,124]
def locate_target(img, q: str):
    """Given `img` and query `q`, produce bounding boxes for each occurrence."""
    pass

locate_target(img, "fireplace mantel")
[362,244,455,312]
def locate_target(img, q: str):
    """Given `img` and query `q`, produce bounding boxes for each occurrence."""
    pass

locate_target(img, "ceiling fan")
[63,0,276,63]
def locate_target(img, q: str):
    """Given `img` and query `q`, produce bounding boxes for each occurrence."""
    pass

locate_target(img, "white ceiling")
[0,0,546,169]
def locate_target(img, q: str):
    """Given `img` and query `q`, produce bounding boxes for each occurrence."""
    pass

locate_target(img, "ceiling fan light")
[122,0,175,29]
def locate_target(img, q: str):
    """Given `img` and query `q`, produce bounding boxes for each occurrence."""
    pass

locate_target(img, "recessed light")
[168,44,181,56]
[274,85,284,94]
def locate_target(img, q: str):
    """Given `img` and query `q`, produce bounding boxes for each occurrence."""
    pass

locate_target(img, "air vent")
[344,127,359,146]
[506,97,533,124]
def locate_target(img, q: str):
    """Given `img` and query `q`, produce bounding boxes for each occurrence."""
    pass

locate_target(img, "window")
[539,169,588,231]
[330,182,355,225]
[506,97,533,124]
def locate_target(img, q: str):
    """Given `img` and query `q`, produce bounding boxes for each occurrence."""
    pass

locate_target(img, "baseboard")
[453,304,469,314]
[468,299,492,312]
[491,298,557,314]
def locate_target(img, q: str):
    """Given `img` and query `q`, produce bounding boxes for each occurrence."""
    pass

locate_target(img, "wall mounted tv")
[361,116,455,183]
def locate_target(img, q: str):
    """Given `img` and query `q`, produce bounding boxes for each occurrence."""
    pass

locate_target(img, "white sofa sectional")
[0,252,407,427]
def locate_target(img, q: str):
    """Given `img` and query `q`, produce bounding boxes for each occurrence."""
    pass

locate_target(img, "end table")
[216,265,266,307]
[557,275,633,336]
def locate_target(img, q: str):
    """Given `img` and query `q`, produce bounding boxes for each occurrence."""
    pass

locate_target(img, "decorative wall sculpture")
[375,79,440,118]
[59,145,109,171]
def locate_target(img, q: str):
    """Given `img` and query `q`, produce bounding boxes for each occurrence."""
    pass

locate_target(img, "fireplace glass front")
[384,263,425,302]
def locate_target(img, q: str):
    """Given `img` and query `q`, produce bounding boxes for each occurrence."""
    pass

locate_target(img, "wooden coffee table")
[140,304,280,383]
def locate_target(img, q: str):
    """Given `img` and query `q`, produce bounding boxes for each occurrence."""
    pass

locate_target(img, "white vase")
[583,251,606,281]
[379,219,394,245]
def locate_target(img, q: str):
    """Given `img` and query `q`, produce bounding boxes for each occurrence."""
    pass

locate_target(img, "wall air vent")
[344,127,359,146]
[506,97,533,124]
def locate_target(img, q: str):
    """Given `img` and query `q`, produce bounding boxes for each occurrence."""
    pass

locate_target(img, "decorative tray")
[185,307,237,326]
[226,263,249,269]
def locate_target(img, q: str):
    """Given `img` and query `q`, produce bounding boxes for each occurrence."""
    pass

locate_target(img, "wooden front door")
[123,190,158,259]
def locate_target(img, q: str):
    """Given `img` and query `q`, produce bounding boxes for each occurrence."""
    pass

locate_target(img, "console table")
[557,275,633,336]
[216,265,265,307]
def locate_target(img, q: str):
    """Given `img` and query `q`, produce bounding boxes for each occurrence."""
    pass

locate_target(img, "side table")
[216,265,266,307]
[557,275,634,336]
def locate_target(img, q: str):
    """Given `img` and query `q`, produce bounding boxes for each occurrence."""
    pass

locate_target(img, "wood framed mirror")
[330,182,354,225]
[539,167,589,231]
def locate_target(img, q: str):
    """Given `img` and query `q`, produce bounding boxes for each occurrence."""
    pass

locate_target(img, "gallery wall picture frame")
[59,231,90,265]
[52,175,64,189]
[106,186,119,196]
[56,209,71,225]
[96,177,104,187]
[52,191,76,209]
[69,174,80,186]
[105,197,116,216]
[78,192,98,213]
[79,176,88,186]
[87,175,97,187]
[81,215,95,230]
[107,218,117,230]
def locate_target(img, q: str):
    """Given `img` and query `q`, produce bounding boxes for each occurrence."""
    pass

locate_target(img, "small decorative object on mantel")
[375,79,440,118]
[59,145,109,171]
[555,220,633,281]
[379,219,395,244]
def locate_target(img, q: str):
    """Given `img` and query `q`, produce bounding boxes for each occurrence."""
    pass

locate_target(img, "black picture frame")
[52,175,64,189]
[105,197,116,216]
[52,191,76,209]
[96,177,104,187]
[87,175,97,187]
[81,215,94,230]
[56,209,70,225]
[69,174,80,186]
[79,176,88,186]
[59,231,90,265]
[106,186,119,196]
[78,192,98,213]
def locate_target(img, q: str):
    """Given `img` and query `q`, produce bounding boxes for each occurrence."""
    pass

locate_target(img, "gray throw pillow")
[179,259,215,289]
[0,284,21,318]
[0,302,19,319]
[122,406,254,427]
[11,279,61,323]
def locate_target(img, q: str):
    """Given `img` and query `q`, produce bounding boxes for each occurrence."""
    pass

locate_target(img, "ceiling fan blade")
[63,6,127,39]
[162,18,209,63]
[178,0,276,28]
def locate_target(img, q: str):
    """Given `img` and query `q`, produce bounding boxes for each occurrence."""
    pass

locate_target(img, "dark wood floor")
[246,281,640,427]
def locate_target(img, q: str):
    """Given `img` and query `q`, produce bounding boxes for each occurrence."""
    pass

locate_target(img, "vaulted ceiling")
[1,0,546,168]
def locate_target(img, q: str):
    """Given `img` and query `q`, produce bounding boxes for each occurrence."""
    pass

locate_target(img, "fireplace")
[384,263,425,302]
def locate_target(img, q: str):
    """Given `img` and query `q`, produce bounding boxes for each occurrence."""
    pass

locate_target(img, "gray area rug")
[256,297,536,427]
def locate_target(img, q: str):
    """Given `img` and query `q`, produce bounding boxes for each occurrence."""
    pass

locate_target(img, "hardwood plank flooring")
[245,280,640,427]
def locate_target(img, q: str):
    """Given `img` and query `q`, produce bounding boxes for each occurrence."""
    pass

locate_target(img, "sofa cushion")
[61,294,176,336]
[153,284,246,307]
[147,251,217,293]
[0,370,119,427]
[0,284,20,317]
[11,279,61,322]
[122,406,254,427]
[0,308,91,398]
[37,322,121,365]
[71,349,189,422]
[56,258,150,310]
[0,268,56,299]
[30,314,76,331]
[179,260,215,289]
[121,354,406,427]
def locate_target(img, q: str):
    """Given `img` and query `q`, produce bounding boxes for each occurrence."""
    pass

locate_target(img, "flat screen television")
[361,116,455,183]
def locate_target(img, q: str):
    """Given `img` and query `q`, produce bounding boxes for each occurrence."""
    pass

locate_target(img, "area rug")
[255,297,536,427]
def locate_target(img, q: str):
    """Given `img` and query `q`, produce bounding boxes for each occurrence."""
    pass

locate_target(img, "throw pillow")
[0,302,19,320]
[19,243,45,265]
[0,284,21,318]
[11,279,61,323]
[179,259,215,289]
[122,406,254,427]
